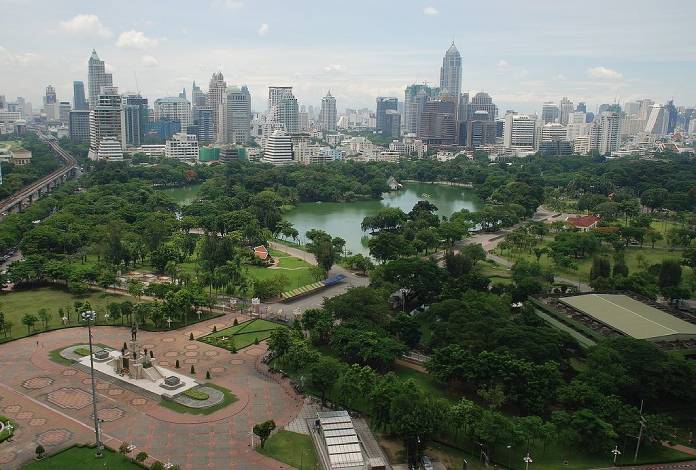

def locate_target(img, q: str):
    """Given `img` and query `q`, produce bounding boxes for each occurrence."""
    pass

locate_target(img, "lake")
[284,182,482,256]
[159,184,202,206]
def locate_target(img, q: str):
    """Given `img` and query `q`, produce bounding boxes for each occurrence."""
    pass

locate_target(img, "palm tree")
[38,309,51,330]
[22,314,38,334]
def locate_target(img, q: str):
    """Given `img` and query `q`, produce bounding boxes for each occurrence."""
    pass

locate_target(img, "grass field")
[159,383,237,415]
[200,318,286,350]
[257,430,319,470]
[0,287,136,341]
[21,445,142,469]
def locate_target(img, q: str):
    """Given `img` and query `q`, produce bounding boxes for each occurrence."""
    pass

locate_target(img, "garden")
[199,318,286,351]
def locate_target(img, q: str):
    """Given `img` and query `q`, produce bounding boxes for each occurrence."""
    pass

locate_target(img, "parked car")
[421,455,434,470]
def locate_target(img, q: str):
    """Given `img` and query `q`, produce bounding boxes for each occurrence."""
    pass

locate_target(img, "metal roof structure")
[317,410,365,469]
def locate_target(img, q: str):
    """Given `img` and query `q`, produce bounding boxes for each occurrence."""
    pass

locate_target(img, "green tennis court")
[559,294,696,341]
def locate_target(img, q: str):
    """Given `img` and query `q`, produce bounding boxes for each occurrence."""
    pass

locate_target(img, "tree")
[252,420,276,448]
[305,229,341,274]
[267,328,292,357]
[22,313,38,334]
[613,255,629,278]
[658,259,682,291]
[379,258,445,305]
[590,256,611,281]
[135,451,149,463]
[37,308,51,330]
[308,357,341,405]
[641,188,668,212]
[35,445,46,459]
[127,280,145,301]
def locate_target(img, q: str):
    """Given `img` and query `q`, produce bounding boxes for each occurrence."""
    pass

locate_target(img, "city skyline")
[2,0,695,113]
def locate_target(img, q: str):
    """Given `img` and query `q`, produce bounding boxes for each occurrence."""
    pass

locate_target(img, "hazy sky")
[1,0,695,114]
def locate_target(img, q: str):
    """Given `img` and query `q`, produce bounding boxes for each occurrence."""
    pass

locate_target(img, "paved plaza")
[0,314,304,469]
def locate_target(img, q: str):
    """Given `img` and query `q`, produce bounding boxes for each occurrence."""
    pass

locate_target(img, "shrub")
[233,318,238,326]
[119,442,131,454]
[150,461,165,470]
[206,370,211,379]
[212,325,217,333]
[35,445,45,459]
[231,346,237,354]
[183,388,210,400]
[135,451,148,463]
[189,332,194,340]
[254,337,259,345]
[175,359,180,368]
[190,365,195,374]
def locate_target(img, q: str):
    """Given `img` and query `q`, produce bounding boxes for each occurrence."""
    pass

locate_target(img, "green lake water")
[159,184,202,206]
[284,182,482,256]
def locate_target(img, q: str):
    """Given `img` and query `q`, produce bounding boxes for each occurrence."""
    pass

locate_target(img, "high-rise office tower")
[468,93,497,121]
[87,49,113,109]
[439,42,462,118]
[376,97,398,135]
[665,100,678,134]
[575,102,587,113]
[418,99,456,144]
[404,84,438,135]
[466,112,497,147]
[88,86,125,160]
[44,85,57,120]
[504,113,537,150]
[123,93,149,146]
[319,91,337,133]
[542,102,560,124]
[59,101,71,125]
[192,106,215,143]
[207,72,227,138]
[191,81,207,108]
[645,104,669,135]
[154,96,191,132]
[623,101,641,116]
[559,97,574,125]
[267,87,299,134]
[597,112,620,155]
[219,85,251,144]
[69,109,91,142]
[73,81,88,110]
[0,95,5,109]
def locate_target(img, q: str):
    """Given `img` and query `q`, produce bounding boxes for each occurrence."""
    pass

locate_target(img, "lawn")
[0,287,137,341]
[200,318,286,350]
[0,415,16,443]
[257,430,319,470]
[392,364,460,404]
[21,445,142,469]
[159,383,237,415]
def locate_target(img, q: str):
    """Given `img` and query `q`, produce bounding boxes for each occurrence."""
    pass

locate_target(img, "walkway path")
[0,314,304,469]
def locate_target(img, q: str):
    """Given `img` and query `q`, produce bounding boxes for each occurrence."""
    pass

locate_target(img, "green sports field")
[559,294,696,340]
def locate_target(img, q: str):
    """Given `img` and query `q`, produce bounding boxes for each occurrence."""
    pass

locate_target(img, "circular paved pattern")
[61,369,77,376]
[185,344,199,350]
[230,359,244,365]
[158,360,170,366]
[96,382,109,390]
[0,451,16,465]
[29,418,47,426]
[22,377,54,390]
[93,407,125,422]
[130,398,147,406]
[3,405,20,414]
[107,389,123,396]
[244,346,265,356]
[162,337,175,343]
[46,388,92,410]
[185,351,198,357]
[184,358,197,364]
[164,351,178,357]
[211,366,225,373]
[142,344,155,349]
[204,350,219,357]
[36,428,73,447]
[16,411,33,420]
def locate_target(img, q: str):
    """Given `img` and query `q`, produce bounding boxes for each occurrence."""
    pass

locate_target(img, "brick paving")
[0,313,303,469]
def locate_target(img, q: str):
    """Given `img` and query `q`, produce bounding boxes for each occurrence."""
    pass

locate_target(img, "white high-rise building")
[165,133,199,161]
[261,129,294,165]
[566,112,591,141]
[154,97,191,131]
[645,104,669,135]
[541,123,567,142]
[638,99,655,120]
[624,101,641,116]
[219,85,251,144]
[504,114,537,150]
[559,97,574,125]
[319,91,337,133]
[207,72,227,138]
[597,112,621,155]
[87,50,113,109]
[88,86,125,161]
[439,42,462,113]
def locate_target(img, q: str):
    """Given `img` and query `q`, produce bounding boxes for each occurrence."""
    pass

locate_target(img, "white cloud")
[554,73,567,81]
[423,6,439,16]
[0,46,41,66]
[324,64,343,72]
[223,0,244,8]
[116,30,159,49]
[497,59,510,69]
[258,23,269,37]
[60,14,112,39]
[587,66,623,79]
[141,55,159,67]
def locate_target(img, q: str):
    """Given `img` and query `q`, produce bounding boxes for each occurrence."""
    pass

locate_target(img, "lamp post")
[523,453,532,470]
[81,310,103,458]
[507,444,512,469]
[611,446,621,465]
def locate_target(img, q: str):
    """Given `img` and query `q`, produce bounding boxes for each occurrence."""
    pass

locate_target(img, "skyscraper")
[542,102,560,124]
[73,81,88,110]
[59,101,71,125]
[191,81,207,108]
[504,113,537,150]
[418,99,456,144]
[207,72,227,138]
[220,85,251,144]
[597,112,620,155]
[468,93,497,121]
[645,104,669,135]
[87,50,113,109]
[69,109,90,142]
[88,86,125,161]
[44,85,57,120]
[267,87,299,134]
[439,42,462,117]
[261,129,294,165]
[319,91,337,133]
[559,97,574,125]
[154,96,191,131]
[192,106,215,144]
[376,97,398,135]
[123,93,149,146]
[404,84,438,135]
